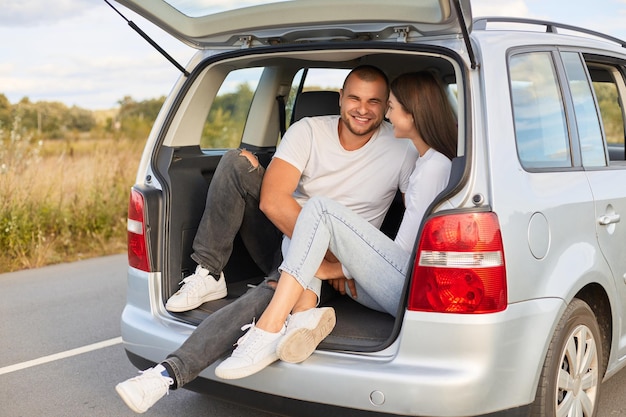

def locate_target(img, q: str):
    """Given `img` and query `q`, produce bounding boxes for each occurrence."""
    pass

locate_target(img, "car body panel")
[116,2,626,416]
[121,264,564,415]
[586,169,626,362]
[114,0,472,48]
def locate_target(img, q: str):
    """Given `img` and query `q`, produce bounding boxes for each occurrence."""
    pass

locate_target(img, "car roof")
[114,0,472,49]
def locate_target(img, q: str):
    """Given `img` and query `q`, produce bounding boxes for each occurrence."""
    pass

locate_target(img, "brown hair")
[343,65,390,97]
[390,72,457,160]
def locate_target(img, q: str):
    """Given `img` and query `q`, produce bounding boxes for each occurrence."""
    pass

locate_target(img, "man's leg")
[164,282,276,386]
[168,150,281,312]
[191,149,279,275]
[116,283,275,413]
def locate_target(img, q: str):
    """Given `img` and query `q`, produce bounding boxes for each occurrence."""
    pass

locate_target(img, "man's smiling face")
[338,74,388,138]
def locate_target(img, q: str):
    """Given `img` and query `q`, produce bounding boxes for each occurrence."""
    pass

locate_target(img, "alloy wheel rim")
[555,324,599,417]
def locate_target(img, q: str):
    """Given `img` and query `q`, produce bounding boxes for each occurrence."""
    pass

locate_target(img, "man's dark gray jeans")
[166,149,282,388]
[164,282,275,387]
[190,149,282,277]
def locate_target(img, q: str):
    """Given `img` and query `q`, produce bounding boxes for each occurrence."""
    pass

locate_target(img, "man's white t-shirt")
[274,115,417,229]
[394,148,452,253]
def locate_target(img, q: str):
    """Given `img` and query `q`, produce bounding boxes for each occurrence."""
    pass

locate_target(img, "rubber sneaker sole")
[214,353,278,380]
[277,308,336,363]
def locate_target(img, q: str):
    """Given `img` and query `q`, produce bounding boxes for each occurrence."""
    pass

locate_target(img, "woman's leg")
[281,196,411,316]
[256,272,306,332]
[257,191,412,333]
[215,196,410,379]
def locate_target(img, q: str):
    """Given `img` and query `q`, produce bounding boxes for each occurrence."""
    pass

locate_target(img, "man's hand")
[316,252,357,297]
[328,277,358,298]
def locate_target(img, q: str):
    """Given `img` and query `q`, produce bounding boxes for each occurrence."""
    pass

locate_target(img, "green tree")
[594,82,625,144]
[117,96,166,140]
[14,97,37,133]
[37,101,71,139]
[12,98,93,140]
[201,83,254,148]
[67,106,96,132]
[0,94,11,130]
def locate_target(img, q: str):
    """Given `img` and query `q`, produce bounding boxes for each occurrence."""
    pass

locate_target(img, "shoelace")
[232,320,287,358]
[233,321,255,345]
[177,274,207,293]
[137,369,174,396]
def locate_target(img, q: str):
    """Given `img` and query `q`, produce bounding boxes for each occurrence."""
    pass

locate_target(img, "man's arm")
[259,157,303,238]
[261,156,358,297]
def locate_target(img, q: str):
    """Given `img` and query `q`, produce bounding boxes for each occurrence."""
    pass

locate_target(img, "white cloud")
[471,0,626,40]
[471,0,530,18]
[1,0,193,109]
[0,0,92,27]
[3,0,626,110]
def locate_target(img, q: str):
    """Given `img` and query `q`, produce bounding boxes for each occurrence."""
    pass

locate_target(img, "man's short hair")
[343,65,389,89]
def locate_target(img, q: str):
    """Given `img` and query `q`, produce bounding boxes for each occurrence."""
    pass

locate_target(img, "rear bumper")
[121,266,564,416]
[125,349,532,417]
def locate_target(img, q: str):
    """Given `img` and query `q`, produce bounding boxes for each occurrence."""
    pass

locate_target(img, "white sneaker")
[215,321,285,380]
[115,366,174,414]
[166,265,227,312]
[277,307,336,363]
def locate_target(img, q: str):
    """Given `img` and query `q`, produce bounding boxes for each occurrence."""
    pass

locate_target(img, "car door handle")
[598,213,621,225]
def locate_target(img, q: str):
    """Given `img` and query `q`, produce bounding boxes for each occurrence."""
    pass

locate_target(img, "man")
[115,65,418,413]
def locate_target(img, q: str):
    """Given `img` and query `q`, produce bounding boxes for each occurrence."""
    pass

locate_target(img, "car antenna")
[103,0,190,77]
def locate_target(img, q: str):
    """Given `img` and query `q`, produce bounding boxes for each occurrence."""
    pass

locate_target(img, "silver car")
[115,0,626,415]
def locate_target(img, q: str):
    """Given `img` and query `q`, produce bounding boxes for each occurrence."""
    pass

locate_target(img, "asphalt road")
[1,255,626,416]
[0,254,273,417]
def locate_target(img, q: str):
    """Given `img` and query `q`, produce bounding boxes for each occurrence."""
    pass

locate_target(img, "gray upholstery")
[292,90,340,122]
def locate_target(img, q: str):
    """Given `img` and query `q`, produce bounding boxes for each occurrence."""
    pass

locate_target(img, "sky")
[2,0,626,110]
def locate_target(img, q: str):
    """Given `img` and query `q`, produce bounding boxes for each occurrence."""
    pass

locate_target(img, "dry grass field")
[0,133,143,272]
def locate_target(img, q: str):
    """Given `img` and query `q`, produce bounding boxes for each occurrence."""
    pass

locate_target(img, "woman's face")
[386,92,417,139]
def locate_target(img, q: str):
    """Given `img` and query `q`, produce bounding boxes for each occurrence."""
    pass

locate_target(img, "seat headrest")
[292,91,340,123]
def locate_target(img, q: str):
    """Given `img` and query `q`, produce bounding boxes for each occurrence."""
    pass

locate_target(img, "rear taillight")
[409,212,507,314]
[127,189,150,272]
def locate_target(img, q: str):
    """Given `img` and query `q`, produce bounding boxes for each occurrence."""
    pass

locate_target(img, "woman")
[215,71,458,380]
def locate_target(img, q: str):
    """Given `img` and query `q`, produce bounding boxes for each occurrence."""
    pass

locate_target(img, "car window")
[561,52,607,167]
[286,68,349,126]
[510,52,572,169]
[199,67,349,149]
[200,68,263,149]
[587,63,626,165]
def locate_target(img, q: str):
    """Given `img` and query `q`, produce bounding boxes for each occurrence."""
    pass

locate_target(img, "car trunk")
[154,141,404,351]
[117,0,471,353]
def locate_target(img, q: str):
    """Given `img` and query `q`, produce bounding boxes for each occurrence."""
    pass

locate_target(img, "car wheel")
[532,298,602,417]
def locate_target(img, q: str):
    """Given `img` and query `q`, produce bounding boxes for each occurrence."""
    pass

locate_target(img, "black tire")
[532,298,603,417]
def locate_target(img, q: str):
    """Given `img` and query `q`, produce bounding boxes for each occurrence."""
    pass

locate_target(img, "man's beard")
[339,111,382,138]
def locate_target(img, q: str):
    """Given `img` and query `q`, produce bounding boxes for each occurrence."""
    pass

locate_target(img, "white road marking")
[0,336,123,376]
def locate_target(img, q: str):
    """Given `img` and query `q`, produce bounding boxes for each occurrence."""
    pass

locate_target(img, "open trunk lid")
[114,0,473,48]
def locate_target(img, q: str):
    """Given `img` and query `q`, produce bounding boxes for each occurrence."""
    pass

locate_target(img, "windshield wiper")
[104,0,190,77]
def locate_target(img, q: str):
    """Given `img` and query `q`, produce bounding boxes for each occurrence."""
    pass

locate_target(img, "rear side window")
[200,67,348,149]
[561,52,606,167]
[510,52,572,169]
[200,68,262,149]
[587,63,626,165]
[286,68,349,124]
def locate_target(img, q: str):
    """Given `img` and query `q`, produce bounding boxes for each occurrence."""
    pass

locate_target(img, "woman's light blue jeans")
[279,196,411,317]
